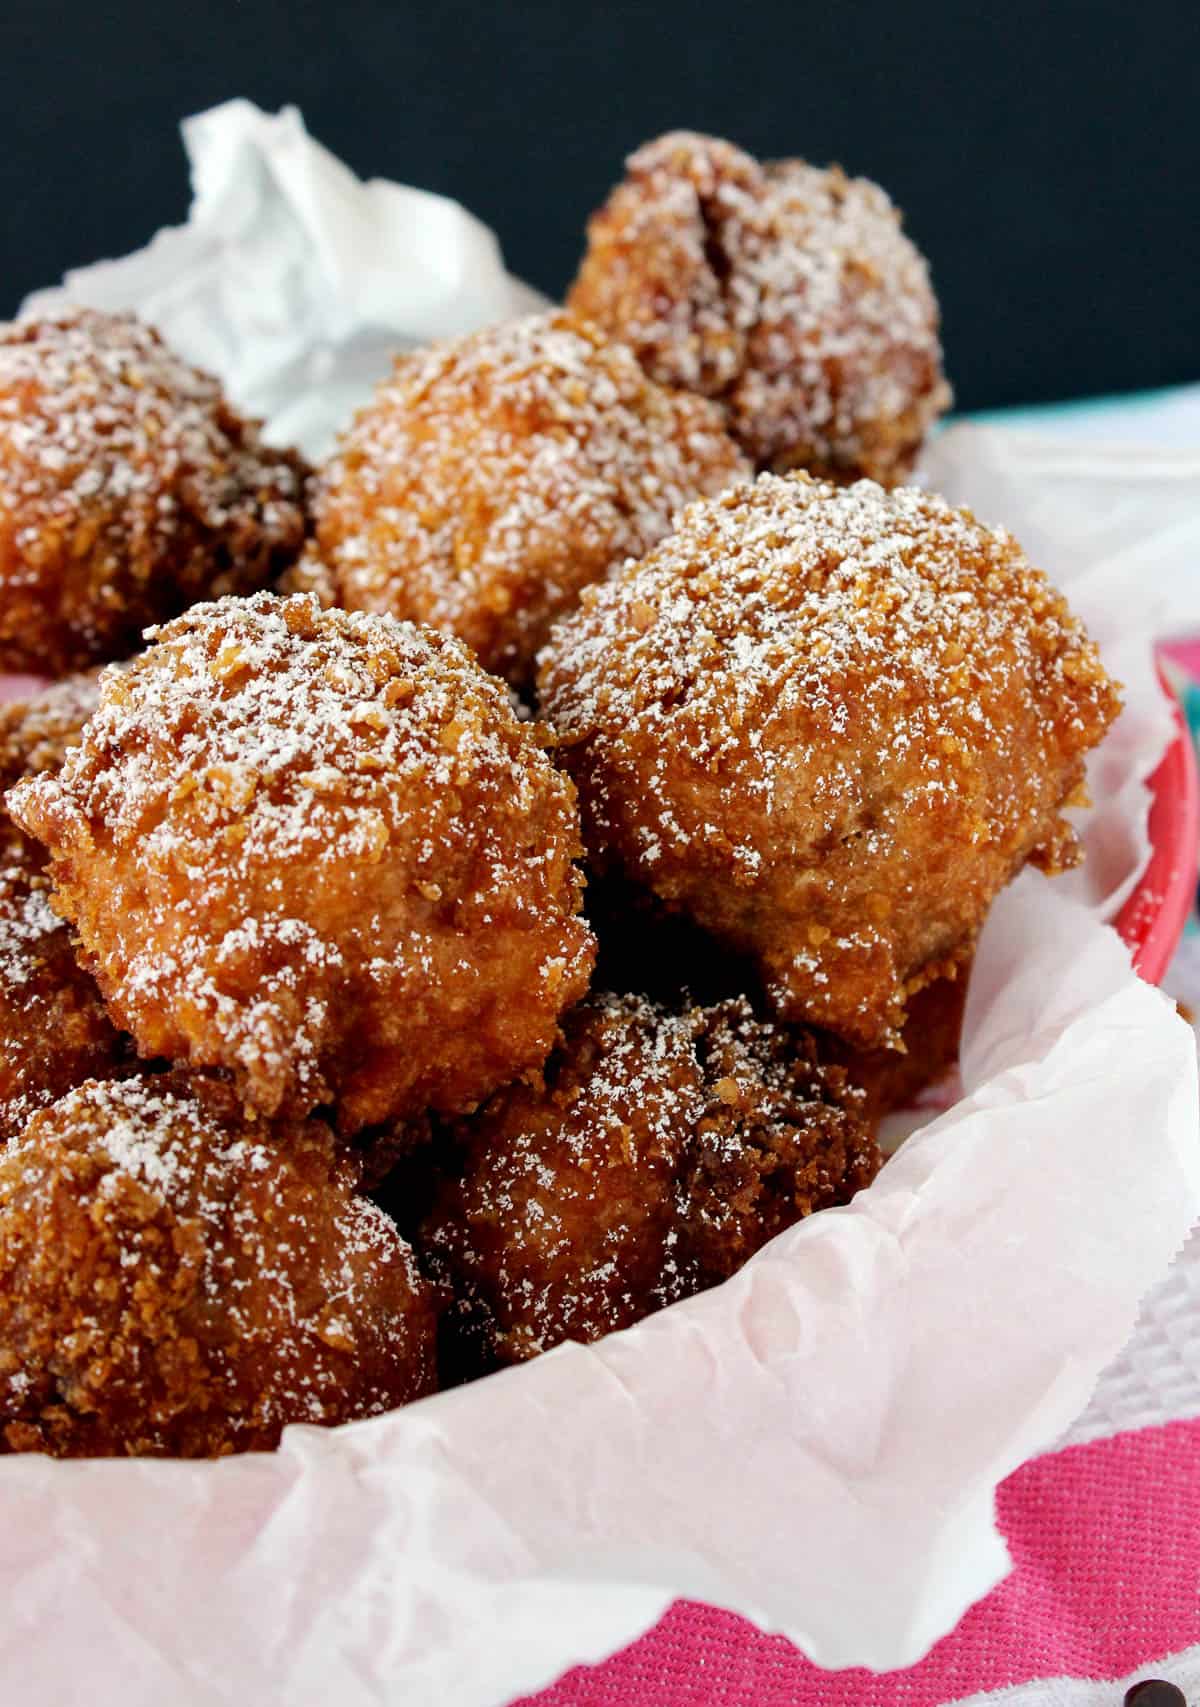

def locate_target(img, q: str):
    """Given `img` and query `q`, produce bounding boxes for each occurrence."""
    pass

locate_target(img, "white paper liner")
[4,101,1200,1706]
[22,98,546,460]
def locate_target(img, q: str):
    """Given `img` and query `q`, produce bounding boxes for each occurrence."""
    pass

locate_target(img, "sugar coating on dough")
[568,131,951,481]
[299,311,749,684]
[0,309,308,673]
[539,474,1120,1045]
[0,1075,439,1457]
[11,591,595,1128]
[0,668,105,786]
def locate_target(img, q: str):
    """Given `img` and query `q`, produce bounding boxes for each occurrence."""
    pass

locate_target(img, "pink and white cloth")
[523,1232,1200,1706]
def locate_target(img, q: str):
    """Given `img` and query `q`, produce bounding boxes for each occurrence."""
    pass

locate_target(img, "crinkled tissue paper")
[4,98,1200,1707]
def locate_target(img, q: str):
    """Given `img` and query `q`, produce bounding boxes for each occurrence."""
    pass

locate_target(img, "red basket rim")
[1115,667,1200,984]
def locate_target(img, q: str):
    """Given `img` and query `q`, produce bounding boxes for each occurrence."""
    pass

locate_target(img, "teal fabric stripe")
[962,381,1200,432]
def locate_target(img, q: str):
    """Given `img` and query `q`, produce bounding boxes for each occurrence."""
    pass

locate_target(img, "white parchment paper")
[5,101,1200,1707]
[22,98,546,459]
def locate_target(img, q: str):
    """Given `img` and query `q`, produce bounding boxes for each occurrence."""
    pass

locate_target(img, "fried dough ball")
[0,668,104,790]
[567,132,950,483]
[11,592,595,1131]
[539,475,1121,1049]
[420,993,879,1372]
[0,1076,438,1457]
[0,670,128,1135]
[0,856,129,1140]
[296,311,748,687]
[1,667,107,859]
[0,310,309,675]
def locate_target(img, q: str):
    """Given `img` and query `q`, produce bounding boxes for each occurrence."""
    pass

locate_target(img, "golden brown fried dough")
[0,667,105,789]
[420,993,878,1373]
[296,311,748,687]
[0,854,129,1140]
[0,667,108,860]
[0,310,308,674]
[568,132,951,482]
[0,670,129,1133]
[0,1075,438,1457]
[10,592,596,1130]
[539,474,1120,1048]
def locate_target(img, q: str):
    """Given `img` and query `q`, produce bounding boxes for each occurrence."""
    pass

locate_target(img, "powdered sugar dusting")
[0,862,64,988]
[568,131,951,480]
[304,311,748,684]
[543,474,1114,819]
[539,474,1120,1044]
[0,309,308,673]
[10,591,593,1126]
[0,668,105,790]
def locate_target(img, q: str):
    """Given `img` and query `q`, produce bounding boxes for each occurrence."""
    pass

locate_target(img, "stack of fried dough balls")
[3,582,597,1456]
[0,127,1122,1459]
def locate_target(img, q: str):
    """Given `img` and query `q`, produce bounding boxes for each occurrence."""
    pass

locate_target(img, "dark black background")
[5,0,1199,411]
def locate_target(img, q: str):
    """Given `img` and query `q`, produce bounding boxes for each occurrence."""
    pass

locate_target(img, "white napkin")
[22,98,546,459]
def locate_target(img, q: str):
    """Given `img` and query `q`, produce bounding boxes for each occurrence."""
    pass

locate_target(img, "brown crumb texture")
[9,591,596,1130]
[0,309,309,675]
[419,993,879,1375]
[0,852,129,1140]
[538,474,1121,1048]
[0,667,111,866]
[0,1075,438,1458]
[301,311,748,687]
[0,668,129,1132]
[0,667,105,790]
[567,131,951,482]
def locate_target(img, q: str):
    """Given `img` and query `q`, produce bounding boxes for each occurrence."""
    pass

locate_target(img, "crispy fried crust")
[568,132,951,482]
[0,667,105,788]
[539,474,1121,1047]
[0,1076,439,1457]
[10,592,596,1129]
[0,669,128,1134]
[0,310,309,674]
[419,993,879,1373]
[300,312,748,687]
[0,854,129,1139]
[821,971,967,1122]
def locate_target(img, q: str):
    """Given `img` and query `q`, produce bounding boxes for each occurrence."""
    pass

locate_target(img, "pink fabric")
[0,675,50,701]
[523,1417,1200,1705]
[1161,639,1200,679]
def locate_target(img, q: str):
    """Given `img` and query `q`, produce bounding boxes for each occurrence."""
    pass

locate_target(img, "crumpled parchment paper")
[22,97,546,459]
[4,99,1199,1707]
